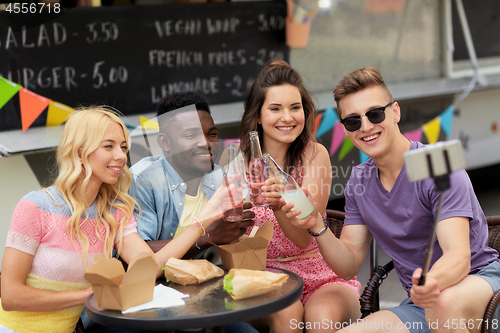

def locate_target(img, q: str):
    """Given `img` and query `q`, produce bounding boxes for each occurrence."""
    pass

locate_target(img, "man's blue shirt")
[129,154,223,241]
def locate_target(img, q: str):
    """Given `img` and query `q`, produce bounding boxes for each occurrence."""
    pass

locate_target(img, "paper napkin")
[122,284,189,314]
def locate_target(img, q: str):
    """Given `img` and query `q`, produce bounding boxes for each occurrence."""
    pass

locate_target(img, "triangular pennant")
[312,112,323,138]
[140,116,159,130]
[439,105,454,137]
[338,137,354,161]
[19,88,51,132]
[329,121,345,156]
[0,76,21,109]
[315,105,338,138]
[359,150,370,164]
[422,117,441,144]
[123,121,136,130]
[403,128,423,142]
[46,101,74,126]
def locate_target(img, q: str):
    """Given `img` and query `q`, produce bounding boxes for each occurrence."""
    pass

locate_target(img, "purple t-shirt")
[344,140,499,294]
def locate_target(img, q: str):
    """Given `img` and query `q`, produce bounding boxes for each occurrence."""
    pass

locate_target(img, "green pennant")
[338,137,355,161]
[0,76,21,110]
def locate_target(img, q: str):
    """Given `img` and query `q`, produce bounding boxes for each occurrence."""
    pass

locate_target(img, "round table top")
[85,267,303,331]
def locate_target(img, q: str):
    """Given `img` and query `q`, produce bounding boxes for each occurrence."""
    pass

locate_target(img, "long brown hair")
[240,60,316,174]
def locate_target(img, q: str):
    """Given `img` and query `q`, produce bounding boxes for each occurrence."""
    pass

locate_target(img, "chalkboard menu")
[0,1,288,130]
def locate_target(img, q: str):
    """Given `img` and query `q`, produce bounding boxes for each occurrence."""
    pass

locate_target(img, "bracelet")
[307,215,329,237]
[193,216,206,237]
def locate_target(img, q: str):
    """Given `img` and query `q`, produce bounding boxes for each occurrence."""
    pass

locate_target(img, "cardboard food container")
[84,252,158,311]
[218,221,273,270]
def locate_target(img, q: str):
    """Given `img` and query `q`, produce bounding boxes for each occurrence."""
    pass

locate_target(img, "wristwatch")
[307,215,329,237]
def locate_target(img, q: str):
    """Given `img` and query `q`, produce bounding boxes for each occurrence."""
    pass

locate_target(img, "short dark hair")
[156,92,211,128]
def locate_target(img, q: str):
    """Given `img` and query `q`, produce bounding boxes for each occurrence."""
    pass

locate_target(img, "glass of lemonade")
[279,187,314,220]
[262,153,314,220]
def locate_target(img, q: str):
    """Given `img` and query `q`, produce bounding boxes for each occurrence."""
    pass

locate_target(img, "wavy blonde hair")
[53,106,136,261]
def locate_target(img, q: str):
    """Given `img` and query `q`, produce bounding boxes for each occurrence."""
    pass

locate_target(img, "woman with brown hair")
[240,61,361,333]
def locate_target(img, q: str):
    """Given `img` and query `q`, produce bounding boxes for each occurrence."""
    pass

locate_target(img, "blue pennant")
[359,150,370,164]
[439,105,454,137]
[315,105,338,138]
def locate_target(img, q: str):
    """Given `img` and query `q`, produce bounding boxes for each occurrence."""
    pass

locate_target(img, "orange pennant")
[19,88,51,132]
[312,113,323,137]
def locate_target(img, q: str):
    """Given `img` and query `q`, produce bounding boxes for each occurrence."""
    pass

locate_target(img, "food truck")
[1,0,499,266]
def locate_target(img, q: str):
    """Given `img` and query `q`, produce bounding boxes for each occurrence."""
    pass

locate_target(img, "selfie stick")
[405,140,467,286]
[417,152,452,286]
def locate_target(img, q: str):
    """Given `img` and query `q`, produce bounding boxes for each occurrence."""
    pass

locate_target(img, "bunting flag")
[0,77,21,109]
[0,75,78,131]
[439,105,454,137]
[312,112,323,138]
[313,104,455,163]
[19,88,51,132]
[422,117,441,144]
[329,121,345,156]
[46,101,74,126]
[140,116,160,130]
[315,105,338,138]
[359,150,370,164]
[338,137,354,161]
[123,121,137,130]
[403,128,423,142]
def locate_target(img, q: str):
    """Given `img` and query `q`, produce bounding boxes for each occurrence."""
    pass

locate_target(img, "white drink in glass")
[280,189,314,220]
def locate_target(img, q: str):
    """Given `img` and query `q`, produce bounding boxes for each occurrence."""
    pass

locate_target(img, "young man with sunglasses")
[284,67,500,333]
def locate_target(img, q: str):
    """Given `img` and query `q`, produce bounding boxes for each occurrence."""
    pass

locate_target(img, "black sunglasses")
[340,101,395,132]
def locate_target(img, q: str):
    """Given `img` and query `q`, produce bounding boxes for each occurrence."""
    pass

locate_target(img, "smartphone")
[404,139,466,182]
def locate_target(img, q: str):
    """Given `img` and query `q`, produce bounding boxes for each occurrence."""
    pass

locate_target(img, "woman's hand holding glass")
[282,187,321,230]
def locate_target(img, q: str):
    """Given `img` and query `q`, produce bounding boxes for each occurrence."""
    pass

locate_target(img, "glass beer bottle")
[236,152,251,203]
[248,131,269,207]
[222,143,244,221]
[262,153,314,220]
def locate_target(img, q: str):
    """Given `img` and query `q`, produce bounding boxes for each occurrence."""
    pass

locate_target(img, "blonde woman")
[0,107,228,333]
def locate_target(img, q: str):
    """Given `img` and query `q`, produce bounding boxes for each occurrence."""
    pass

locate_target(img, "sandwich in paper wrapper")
[223,268,288,300]
[163,258,224,285]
